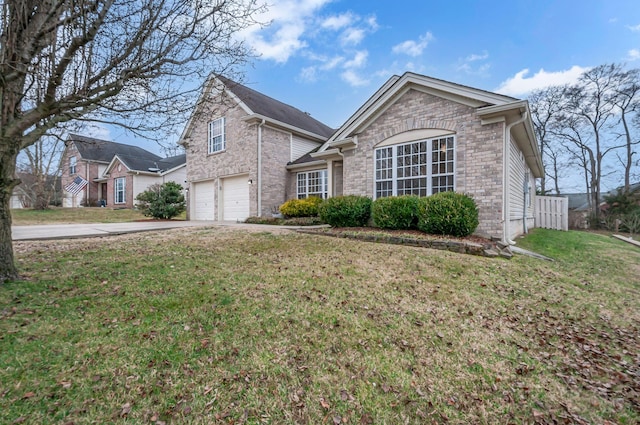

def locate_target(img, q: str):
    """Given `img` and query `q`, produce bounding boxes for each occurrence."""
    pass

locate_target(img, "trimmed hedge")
[279,197,323,217]
[318,195,372,227]
[417,192,479,237]
[372,195,420,229]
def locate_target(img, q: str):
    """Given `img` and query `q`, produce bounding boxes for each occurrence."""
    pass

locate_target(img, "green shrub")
[135,182,185,219]
[372,195,420,229]
[318,195,372,227]
[279,197,323,217]
[417,192,479,237]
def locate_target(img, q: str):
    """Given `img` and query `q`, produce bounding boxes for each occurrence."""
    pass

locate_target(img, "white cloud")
[627,23,640,32]
[495,66,589,97]
[240,0,333,63]
[341,27,365,46]
[84,122,111,140]
[457,50,490,76]
[341,69,369,86]
[392,32,434,57]
[465,51,489,62]
[299,66,318,82]
[343,51,368,69]
[628,49,640,61]
[321,13,354,30]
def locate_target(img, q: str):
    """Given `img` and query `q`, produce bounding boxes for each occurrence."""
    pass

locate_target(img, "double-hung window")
[297,170,328,199]
[114,177,126,204]
[69,156,77,175]
[374,136,455,198]
[208,117,226,153]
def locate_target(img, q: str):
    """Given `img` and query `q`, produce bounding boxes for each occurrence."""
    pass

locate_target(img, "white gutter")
[503,111,528,245]
[257,119,265,216]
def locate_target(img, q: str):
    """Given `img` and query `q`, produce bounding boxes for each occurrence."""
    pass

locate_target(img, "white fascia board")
[103,154,129,176]
[477,100,528,117]
[329,137,357,150]
[311,148,341,159]
[160,163,187,176]
[324,75,401,146]
[243,114,328,142]
[286,159,327,170]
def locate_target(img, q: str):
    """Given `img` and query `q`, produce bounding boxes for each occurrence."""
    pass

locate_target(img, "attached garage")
[222,174,250,221]
[192,180,216,220]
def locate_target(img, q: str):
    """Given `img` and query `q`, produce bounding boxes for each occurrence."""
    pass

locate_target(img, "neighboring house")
[60,134,186,208]
[181,72,543,243]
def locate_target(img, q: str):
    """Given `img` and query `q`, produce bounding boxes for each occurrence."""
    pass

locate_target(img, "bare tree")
[610,67,640,193]
[528,85,568,194]
[553,64,625,225]
[17,133,64,209]
[0,0,263,281]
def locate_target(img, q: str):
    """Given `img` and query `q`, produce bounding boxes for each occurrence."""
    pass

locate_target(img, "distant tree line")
[528,63,640,224]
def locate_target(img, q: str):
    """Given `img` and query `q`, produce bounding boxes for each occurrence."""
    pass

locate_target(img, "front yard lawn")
[1,228,638,424]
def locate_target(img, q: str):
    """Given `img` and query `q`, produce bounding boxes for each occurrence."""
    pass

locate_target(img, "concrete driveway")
[11,220,219,241]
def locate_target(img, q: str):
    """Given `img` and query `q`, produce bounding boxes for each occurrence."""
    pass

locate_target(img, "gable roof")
[324,72,519,146]
[67,134,162,164]
[315,71,543,177]
[215,75,335,139]
[106,153,186,176]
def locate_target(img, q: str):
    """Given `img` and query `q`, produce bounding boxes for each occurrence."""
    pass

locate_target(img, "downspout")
[257,119,265,216]
[503,110,528,245]
[85,161,89,207]
[523,171,530,234]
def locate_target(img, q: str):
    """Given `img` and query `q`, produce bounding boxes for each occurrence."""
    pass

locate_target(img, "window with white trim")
[69,156,77,175]
[208,117,226,153]
[297,170,328,199]
[114,177,126,204]
[375,136,455,198]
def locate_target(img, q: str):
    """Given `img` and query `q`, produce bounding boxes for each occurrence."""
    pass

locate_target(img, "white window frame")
[114,177,126,204]
[69,156,77,175]
[208,117,226,154]
[297,169,328,199]
[374,136,455,199]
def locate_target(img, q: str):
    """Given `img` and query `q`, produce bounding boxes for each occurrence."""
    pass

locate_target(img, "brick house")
[60,134,186,208]
[180,72,543,242]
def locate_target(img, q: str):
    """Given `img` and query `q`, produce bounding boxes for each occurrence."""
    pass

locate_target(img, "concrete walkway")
[11,220,328,241]
[11,220,220,241]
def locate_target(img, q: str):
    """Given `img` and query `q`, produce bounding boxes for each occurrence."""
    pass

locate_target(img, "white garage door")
[222,175,250,221]
[192,180,216,220]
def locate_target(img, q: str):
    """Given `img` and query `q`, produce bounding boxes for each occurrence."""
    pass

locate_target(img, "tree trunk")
[0,148,19,282]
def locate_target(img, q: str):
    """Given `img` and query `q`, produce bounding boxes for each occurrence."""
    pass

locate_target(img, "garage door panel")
[222,175,249,221]
[193,180,215,220]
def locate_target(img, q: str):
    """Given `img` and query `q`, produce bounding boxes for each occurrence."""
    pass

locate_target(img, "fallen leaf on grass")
[319,397,330,409]
[120,402,131,417]
[22,392,35,399]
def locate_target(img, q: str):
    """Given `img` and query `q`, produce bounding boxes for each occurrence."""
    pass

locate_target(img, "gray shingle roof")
[68,134,161,164]
[217,76,335,139]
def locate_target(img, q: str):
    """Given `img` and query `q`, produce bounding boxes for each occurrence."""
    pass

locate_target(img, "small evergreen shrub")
[417,191,479,237]
[372,195,420,229]
[318,195,372,227]
[279,197,323,217]
[135,182,185,219]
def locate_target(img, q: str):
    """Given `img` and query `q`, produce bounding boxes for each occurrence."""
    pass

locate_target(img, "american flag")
[64,176,88,195]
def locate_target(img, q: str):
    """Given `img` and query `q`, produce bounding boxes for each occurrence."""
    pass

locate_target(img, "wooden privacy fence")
[535,196,568,231]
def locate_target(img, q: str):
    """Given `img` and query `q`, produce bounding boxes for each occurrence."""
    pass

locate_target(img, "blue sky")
[103,0,640,189]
